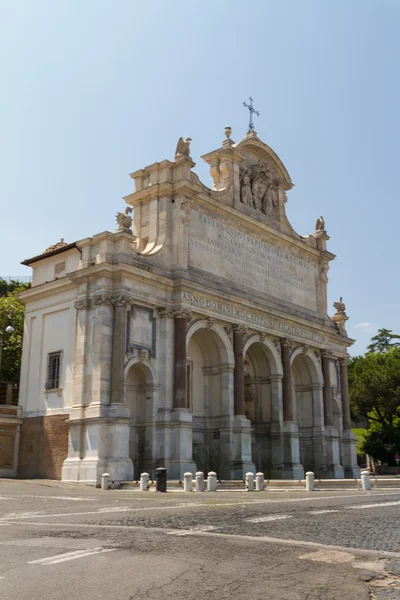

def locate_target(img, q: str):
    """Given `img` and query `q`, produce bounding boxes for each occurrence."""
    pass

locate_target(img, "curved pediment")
[234,135,293,192]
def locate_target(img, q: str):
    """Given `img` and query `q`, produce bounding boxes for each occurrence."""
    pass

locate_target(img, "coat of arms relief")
[240,161,279,216]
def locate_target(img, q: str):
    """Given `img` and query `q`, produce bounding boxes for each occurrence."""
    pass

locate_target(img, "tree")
[0,278,30,298]
[367,328,400,354]
[0,281,28,382]
[349,339,400,465]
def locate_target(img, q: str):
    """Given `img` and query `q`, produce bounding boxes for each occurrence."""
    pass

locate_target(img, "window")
[54,261,66,278]
[45,351,62,390]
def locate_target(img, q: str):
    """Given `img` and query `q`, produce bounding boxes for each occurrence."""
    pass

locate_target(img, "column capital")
[111,294,132,308]
[281,337,295,350]
[232,324,247,335]
[92,292,113,306]
[173,308,192,321]
[321,349,334,359]
[74,298,91,311]
[157,306,174,319]
[338,356,349,367]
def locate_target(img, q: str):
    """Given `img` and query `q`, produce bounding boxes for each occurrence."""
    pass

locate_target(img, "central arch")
[186,321,234,478]
[243,335,283,476]
[291,348,324,474]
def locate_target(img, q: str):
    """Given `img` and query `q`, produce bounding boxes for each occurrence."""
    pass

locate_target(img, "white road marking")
[166,525,216,536]
[346,500,400,510]
[247,515,292,523]
[310,509,340,515]
[0,495,97,502]
[28,547,114,565]
[1,492,399,523]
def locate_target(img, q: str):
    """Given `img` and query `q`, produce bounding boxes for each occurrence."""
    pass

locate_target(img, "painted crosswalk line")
[28,547,114,565]
[346,500,400,510]
[310,509,340,515]
[247,515,292,523]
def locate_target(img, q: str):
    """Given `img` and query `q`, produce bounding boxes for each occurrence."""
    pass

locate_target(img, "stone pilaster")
[339,357,360,478]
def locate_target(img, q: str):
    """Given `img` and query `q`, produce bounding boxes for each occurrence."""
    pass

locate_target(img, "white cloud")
[354,322,373,329]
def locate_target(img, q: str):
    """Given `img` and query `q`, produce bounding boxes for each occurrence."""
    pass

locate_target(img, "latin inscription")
[181,292,328,344]
[189,211,317,311]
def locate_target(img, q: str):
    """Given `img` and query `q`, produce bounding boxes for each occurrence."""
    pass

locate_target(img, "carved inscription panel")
[189,211,317,311]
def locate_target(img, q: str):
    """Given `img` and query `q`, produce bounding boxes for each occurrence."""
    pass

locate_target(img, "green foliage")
[352,428,368,455]
[0,287,26,382]
[367,328,400,354]
[0,278,30,298]
[349,332,400,465]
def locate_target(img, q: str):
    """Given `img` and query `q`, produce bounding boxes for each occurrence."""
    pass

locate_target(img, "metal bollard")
[195,471,205,492]
[305,471,315,492]
[361,470,371,491]
[140,472,149,491]
[101,472,110,491]
[255,472,264,491]
[183,472,193,492]
[207,471,217,492]
[155,467,167,492]
[245,472,254,492]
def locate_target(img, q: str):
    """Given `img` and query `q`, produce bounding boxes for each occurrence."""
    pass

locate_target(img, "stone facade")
[17,127,359,484]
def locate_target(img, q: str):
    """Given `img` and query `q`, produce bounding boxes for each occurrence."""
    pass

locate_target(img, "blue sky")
[1,0,399,356]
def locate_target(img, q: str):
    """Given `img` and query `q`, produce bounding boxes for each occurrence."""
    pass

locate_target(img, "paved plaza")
[0,480,399,599]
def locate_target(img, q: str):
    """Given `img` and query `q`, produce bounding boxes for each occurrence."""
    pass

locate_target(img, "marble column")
[173,309,191,409]
[233,325,246,416]
[281,340,293,422]
[339,356,360,478]
[322,352,334,427]
[111,294,131,405]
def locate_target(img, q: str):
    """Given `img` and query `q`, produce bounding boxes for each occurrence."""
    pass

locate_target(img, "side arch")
[243,334,283,376]
[290,347,323,386]
[186,319,235,368]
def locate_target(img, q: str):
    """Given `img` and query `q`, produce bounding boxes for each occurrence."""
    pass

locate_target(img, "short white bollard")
[361,470,371,491]
[305,471,315,492]
[207,471,217,492]
[140,472,149,491]
[245,472,254,492]
[195,471,205,492]
[183,472,193,492]
[255,472,264,491]
[101,472,110,491]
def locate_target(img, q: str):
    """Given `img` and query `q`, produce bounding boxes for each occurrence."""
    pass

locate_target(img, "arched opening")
[291,353,318,473]
[124,362,154,477]
[187,326,231,476]
[244,340,282,476]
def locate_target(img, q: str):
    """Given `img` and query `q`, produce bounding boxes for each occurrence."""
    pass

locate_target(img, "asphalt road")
[0,479,400,599]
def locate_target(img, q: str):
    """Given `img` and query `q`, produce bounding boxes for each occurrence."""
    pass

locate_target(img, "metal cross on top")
[243,96,260,131]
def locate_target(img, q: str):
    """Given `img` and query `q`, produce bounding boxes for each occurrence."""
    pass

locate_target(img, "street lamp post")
[0,309,15,379]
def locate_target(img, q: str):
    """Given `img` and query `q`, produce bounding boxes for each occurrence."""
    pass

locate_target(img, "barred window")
[45,351,62,390]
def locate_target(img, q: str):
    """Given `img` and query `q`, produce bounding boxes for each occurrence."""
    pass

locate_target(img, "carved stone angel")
[175,137,192,158]
[240,168,253,206]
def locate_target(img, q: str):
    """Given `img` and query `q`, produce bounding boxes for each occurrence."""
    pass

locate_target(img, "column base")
[342,429,361,479]
[282,422,304,480]
[324,426,344,479]
[231,415,255,479]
